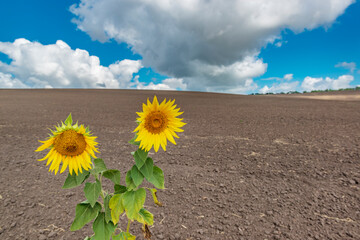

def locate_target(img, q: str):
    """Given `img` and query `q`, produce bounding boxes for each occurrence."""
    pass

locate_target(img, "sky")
[0,0,359,94]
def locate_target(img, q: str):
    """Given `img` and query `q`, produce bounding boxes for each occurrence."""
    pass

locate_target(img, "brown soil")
[273,91,360,101]
[1,89,360,240]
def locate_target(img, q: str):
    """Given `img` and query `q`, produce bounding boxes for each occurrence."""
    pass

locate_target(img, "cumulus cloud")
[259,81,299,94]
[135,77,187,90]
[301,75,354,91]
[0,72,28,88]
[0,38,142,88]
[261,73,293,81]
[335,62,356,73]
[284,74,293,81]
[185,56,267,92]
[70,0,354,92]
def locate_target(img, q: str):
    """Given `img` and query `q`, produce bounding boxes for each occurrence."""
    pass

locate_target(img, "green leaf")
[148,166,165,189]
[112,232,136,240]
[84,179,101,207]
[114,184,127,194]
[128,133,140,146]
[122,188,146,220]
[92,212,116,240]
[133,148,148,169]
[103,170,121,185]
[93,158,107,174]
[136,208,154,225]
[62,170,90,189]
[104,195,112,223]
[125,171,136,191]
[131,165,144,187]
[147,188,162,207]
[140,157,154,180]
[84,237,92,240]
[109,194,124,225]
[70,202,101,231]
[65,113,73,125]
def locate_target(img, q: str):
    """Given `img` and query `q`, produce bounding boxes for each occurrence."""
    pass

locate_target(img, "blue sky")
[0,0,359,93]
[257,2,360,91]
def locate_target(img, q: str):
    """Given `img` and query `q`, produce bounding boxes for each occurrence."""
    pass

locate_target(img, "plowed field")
[1,90,359,240]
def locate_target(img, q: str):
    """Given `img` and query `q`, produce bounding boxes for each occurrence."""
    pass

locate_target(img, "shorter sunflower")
[35,114,99,175]
[134,96,186,152]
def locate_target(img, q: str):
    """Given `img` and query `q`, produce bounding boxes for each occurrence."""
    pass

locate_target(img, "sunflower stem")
[98,175,106,201]
[126,219,131,233]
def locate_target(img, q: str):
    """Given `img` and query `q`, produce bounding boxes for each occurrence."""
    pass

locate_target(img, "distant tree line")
[249,86,360,95]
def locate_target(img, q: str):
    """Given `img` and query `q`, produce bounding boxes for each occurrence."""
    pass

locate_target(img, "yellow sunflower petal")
[153,95,159,109]
[154,134,160,152]
[68,157,74,175]
[73,158,79,175]
[50,154,62,174]
[77,156,83,174]
[54,159,61,175]
[35,138,54,152]
[38,148,54,162]
[160,132,167,151]
[78,125,86,134]
[48,152,58,170]
[60,158,68,173]
[165,129,177,145]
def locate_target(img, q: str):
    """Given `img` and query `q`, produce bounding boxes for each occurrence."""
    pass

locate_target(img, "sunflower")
[134,96,186,152]
[35,114,99,175]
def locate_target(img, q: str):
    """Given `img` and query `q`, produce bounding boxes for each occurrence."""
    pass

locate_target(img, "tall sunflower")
[35,114,99,175]
[134,96,186,152]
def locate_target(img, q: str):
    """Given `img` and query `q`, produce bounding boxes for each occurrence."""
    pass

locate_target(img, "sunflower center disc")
[53,129,86,156]
[145,111,168,134]
[152,118,161,127]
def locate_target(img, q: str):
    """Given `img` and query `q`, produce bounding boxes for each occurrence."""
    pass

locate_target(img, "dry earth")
[1,89,360,240]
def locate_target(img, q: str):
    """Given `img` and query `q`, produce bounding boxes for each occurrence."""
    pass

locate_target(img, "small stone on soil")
[17,211,24,216]
[266,210,273,216]
[38,234,46,240]
[197,229,204,234]
[48,231,57,238]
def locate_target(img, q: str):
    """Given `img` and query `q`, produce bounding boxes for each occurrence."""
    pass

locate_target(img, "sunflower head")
[35,114,99,175]
[134,96,186,152]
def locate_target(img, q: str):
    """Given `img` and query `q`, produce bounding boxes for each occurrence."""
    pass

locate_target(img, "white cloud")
[0,38,142,88]
[259,81,299,94]
[0,72,28,88]
[335,62,356,73]
[301,75,354,91]
[275,41,287,48]
[261,73,293,81]
[70,0,354,92]
[222,79,258,94]
[284,74,293,81]
[162,78,187,90]
[136,77,187,90]
[184,56,267,92]
[275,42,283,48]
